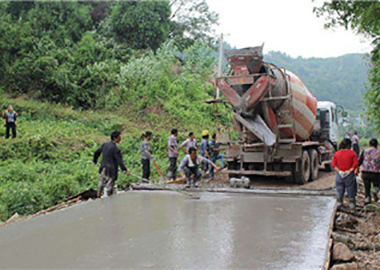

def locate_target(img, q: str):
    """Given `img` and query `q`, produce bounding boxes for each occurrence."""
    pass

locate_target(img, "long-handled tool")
[128,173,200,200]
[148,150,165,183]
[152,159,164,182]
[129,172,150,184]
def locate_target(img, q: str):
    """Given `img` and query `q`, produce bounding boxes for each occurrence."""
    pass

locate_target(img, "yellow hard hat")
[202,130,209,136]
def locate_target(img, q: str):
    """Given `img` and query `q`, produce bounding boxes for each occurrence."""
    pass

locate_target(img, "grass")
[0,95,222,221]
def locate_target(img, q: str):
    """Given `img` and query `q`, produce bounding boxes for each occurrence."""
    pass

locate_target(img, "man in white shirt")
[180,132,197,154]
[178,147,220,187]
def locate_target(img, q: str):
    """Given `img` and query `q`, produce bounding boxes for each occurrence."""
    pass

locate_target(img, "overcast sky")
[207,0,372,58]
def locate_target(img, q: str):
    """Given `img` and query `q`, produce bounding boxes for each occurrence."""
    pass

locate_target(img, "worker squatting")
[93,130,225,198]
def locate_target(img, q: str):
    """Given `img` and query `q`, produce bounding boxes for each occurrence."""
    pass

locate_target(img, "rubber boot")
[193,179,198,187]
[336,197,343,210]
[349,198,356,213]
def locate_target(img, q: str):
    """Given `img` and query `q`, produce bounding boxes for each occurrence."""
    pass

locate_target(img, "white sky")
[207,0,372,58]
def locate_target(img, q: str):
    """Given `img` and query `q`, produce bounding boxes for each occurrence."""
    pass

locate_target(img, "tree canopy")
[0,0,219,109]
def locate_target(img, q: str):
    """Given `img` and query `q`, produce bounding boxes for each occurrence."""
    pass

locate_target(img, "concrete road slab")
[0,191,336,269]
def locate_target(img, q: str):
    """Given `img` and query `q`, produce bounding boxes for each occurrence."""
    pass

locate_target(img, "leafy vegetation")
[0,82,225,221]
[0,1,219,109]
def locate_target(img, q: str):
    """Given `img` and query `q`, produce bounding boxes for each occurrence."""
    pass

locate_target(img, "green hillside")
[0,90,225,221]
[265,51,369,112]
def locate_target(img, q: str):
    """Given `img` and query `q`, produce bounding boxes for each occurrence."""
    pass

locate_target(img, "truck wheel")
[308,149,319,181]
[228,161,239,178]
[293,150,310,185]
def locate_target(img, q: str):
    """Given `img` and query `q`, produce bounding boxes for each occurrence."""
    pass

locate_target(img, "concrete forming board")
[0,191,336,269]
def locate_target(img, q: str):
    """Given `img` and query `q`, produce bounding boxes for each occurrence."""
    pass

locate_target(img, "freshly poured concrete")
[0,191,335,269]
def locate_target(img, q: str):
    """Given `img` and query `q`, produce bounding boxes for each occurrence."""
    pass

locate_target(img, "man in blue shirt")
[209,133,225,181]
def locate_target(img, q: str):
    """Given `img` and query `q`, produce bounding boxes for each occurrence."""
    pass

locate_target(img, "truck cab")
[313,101,340,150]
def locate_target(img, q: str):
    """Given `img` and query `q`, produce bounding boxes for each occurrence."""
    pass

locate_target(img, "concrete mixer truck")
[215,46,342,184]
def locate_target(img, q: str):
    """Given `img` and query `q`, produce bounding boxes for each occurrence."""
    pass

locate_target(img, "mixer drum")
[270,68,318,141]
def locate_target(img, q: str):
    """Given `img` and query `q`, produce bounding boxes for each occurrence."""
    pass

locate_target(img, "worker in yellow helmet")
[200,130,211,177]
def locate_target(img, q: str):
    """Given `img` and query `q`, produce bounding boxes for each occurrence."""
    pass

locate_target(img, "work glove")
[339,170,350,179]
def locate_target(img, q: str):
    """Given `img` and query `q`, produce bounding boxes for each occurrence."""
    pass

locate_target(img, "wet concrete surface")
[0,191,336,269]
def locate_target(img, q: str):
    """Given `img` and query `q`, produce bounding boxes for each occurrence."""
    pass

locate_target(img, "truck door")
[329,108,339,145]
[319,109,330,140]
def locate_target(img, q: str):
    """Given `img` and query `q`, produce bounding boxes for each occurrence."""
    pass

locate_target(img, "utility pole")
[215,35,224,133]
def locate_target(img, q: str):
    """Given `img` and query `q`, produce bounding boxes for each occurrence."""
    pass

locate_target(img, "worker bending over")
[178,147,220,188]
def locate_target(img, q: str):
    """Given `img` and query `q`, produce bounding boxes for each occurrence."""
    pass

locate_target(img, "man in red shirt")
[332,138,359,211]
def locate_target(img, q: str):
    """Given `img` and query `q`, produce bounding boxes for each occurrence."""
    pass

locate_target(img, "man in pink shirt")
[351,131,360,157]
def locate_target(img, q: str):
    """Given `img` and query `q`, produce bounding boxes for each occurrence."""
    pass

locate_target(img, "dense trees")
[110,1,172,50]
[0,0,219,109]
[314,0,380,132]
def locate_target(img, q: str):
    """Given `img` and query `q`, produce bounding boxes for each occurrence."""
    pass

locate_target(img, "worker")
[167,128,178,181]
[178,147,220,188]
[351,131,360,157]
[93,131,130,198]
[180,132,197,154]
[332,138,359,211]
[208,133,225,181]
[200,130,211,175]
[3,105,17,139]
[344,133,351,140]
[141,131,154,183]
[357,138,380,204]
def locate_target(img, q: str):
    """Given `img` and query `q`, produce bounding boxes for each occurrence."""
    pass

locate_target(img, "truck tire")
[308,149,319,181]
[323,140,335,172]
[228,161,239,178]
[293,150,310,185]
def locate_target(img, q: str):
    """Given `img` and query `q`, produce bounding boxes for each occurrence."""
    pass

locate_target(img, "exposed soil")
[330,177,380,270]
